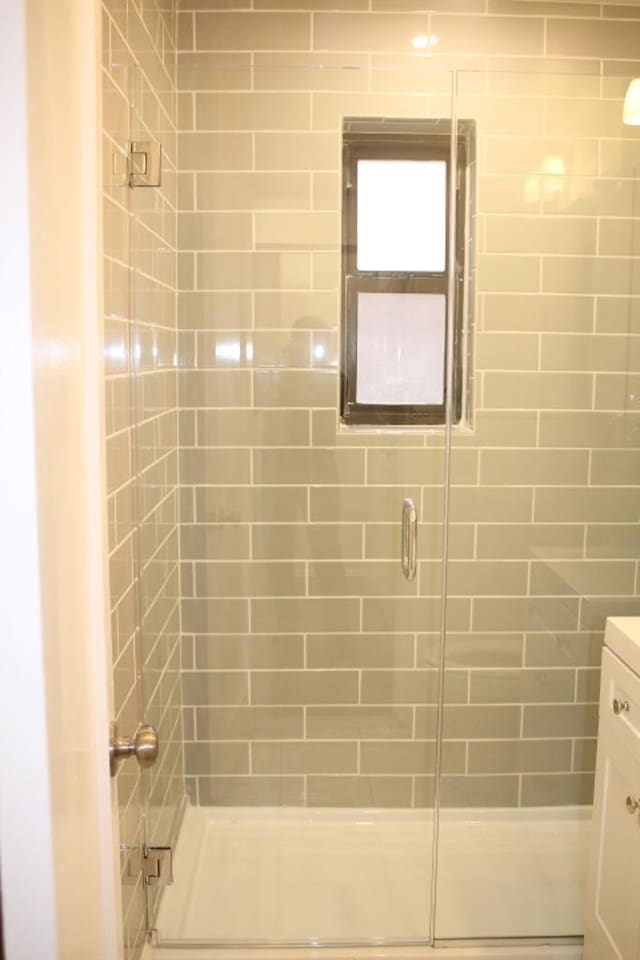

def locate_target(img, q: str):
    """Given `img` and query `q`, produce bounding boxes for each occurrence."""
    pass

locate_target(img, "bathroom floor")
[155,805,590,945]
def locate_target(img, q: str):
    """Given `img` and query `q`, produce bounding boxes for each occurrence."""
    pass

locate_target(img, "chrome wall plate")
[128,141,162,187]
[143,845,174,887]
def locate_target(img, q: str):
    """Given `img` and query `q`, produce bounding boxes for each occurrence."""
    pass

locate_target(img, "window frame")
[340,118,471,428]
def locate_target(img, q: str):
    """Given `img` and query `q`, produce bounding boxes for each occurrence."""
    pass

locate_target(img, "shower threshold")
[153,804,589,948]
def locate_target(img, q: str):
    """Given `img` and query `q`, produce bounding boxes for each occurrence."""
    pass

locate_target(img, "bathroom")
[3,1,640,958]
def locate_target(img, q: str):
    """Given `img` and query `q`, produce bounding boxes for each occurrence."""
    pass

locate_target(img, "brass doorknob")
[626,795,640,814]
[109,722,159,777]
[613,698,630,715]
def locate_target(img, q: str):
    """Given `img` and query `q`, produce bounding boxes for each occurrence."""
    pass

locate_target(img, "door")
[0,2,120,959]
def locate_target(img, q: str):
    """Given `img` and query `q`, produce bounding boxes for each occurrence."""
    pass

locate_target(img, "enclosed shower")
[102,2,640,954]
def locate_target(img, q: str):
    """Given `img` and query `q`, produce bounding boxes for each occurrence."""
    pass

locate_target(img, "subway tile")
[255,132,339,170]
[194,486,308,523]
[591,449,640,485]
[361,669,468,704]
[197,172,310,210]
[251,597,360,633]
[178,53,252,91]
[253,448,365,484]
[580,596,640,631]
[445,561,529,597]
[178,291,253,330]
[179,132,253,171]
[309,634,413,669]
[194,634,303,669]
[251,670,358,704]
[477,523,583,560]
[523,703,598,738]
[306,705,413,739]
[195,706,304,740]
[477,254,540,293]
[480,450,589,486]
[364,522,474,561]
[439,775,519,808]
[421,633,523,670]
[367,449,478,485]
[535,486,640,522]
[178,212,253,250]
[470,668,575,704]
[194,12,311,50]
[254,370,336,407]
[179,370,251,406]
[530,559,635,597]
[483,371,593,410]
[185,742,249,775]
[255,212,336,251]
[475,333,539,371]
[573,738,597,772]
[195,252,311,290]
[485,216,596,255]
[361,741,465,775]
[433,14,544,55]
[540,411,640,448]
[309,560,418,596]
[197,409,310,446]
[181,598,249,633]
[438,704,521,741]
[449,486,533,522]
[483,293,594,332]
[179,449,251,484]
[362,597,472,633]
[307,775,412,807]
[254,53,369,91]
[472,596,580,632]
[252,741,357,773]
[194,560,306,597]
[195,92,311,130]
[525,632,602,668]
[595,373,640,411]
[547,17,640,60]
[253,524,363,560]
[182,670,249,705]
[468,739,572,774]
[254,290,338,329]
[521,772,594,806]
[311,486,423,522]
[314,13,433,53]
[540,334,630,372]
[197,776,304,805]
[586,524,640,559]
[181,524,250,560]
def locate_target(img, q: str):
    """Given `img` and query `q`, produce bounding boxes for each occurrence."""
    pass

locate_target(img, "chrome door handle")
[109,722,159,777]
[401,498,418,582]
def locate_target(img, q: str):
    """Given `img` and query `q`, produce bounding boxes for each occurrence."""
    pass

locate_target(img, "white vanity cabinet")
[584,618,640,960]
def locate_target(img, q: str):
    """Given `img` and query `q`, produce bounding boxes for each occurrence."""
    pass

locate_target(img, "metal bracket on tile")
[128,140,162,188]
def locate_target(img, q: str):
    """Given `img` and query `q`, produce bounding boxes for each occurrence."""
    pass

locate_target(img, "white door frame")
[0,2,121,958]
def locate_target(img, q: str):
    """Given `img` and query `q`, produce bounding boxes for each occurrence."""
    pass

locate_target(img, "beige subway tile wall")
[103,2,184,957]
[176,0,640,810]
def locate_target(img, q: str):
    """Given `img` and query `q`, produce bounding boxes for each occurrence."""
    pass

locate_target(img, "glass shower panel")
[149,60,455,948]
[435,68,640,941]
[127,63,185,929]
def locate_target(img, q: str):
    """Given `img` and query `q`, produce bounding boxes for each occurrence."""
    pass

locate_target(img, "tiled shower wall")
[176,1,640,808]
[102,1,184,956]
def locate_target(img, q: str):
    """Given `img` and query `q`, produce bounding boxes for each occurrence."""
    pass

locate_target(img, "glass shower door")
[435,68,640,942]
[147,59,457,948]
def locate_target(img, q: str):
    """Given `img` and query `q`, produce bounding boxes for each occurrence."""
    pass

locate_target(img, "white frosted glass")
[356,160,446,272]
[356,292,446,406]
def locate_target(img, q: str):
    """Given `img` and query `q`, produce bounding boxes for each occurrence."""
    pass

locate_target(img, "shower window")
[340,117,474,427]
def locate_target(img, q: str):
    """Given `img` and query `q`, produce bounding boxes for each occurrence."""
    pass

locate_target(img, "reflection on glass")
[356,160,447,272]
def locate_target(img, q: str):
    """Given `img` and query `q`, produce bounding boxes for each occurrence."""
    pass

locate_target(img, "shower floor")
[155,805,590,945]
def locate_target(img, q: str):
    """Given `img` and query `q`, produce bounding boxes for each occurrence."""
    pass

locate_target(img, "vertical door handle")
[401,498,418,582]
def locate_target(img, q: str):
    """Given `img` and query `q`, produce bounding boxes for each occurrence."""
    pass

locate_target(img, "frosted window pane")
[356,293,446,405]
[357,160,446,273]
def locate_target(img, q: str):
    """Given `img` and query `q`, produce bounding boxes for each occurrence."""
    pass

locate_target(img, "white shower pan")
[151,804,589,952]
